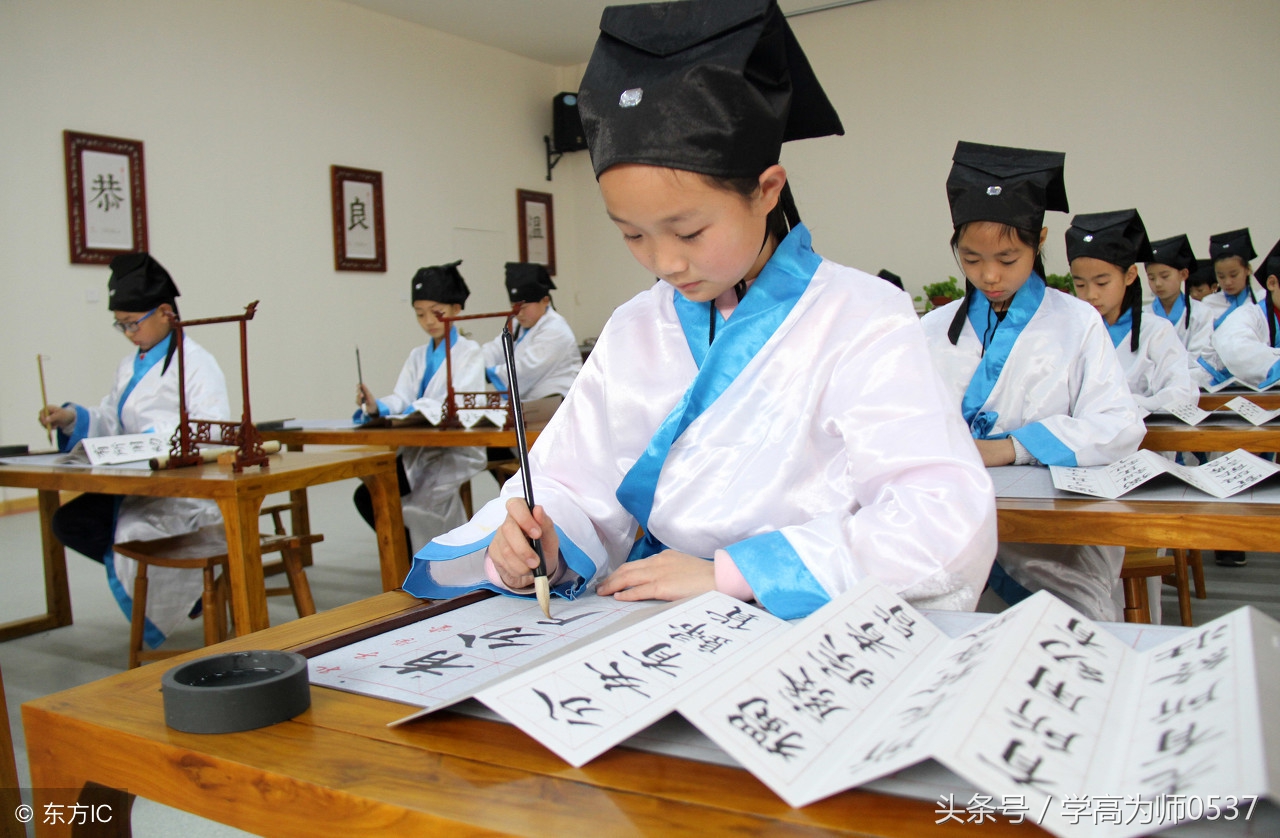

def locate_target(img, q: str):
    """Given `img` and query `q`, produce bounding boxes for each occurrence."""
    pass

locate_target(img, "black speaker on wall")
[551,92,587,153]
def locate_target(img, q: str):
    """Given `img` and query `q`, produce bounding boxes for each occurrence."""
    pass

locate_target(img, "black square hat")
[1208,228,1255,263]
[1257,238,1280,283]
[107,252,180,312]
[946,141,1068,231]
[577,0,843,179]
[1147,234,1198,273]
[1065,209,1153,267]
[411,260,469,307]
[505,262,556,304]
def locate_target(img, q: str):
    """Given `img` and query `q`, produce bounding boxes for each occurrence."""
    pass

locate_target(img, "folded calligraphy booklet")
[1049,449,1280,499]
[1156,396,1280,426]
[1202,377,1280,394]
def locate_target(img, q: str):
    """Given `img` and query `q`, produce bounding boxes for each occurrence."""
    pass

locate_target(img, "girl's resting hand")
[596,550,715,602]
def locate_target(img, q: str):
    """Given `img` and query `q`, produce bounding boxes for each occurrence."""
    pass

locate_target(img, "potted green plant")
[922,276,964,309]
[1044,273,1075,295]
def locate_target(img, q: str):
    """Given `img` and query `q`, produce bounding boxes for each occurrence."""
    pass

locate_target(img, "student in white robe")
[353,262,485,552]
[482,262,582,402]
[1146,234,1223,389]
[1067,210,1197,414]
[38,253,230,648]
[1187,262,1218,302]
[402,0,997,620]
[920,143,1145,621]
[1201,228,1259,328]
[1214,238,1280,389]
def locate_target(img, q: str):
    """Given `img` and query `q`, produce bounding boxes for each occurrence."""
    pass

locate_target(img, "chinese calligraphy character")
[347,196,369,230]
[382,650,473,676]
[90,173,124,212]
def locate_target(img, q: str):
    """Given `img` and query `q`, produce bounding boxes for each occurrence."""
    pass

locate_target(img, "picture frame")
[63,130,148,264]
[330,165,386,272]
[517,189,556,276]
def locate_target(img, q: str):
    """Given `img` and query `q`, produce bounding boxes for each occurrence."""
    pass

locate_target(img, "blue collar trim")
[960,273,1046,435]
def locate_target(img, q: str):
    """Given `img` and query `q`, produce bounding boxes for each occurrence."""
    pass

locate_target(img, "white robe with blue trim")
[362,334,486,551]
[920,283,1145,621]
[1111,313,1197,415]
[481,306,582,400]
[1213,300,1280,387]
[1150,296,1222,390]
[62,335,230,645]
[405,226,997,619]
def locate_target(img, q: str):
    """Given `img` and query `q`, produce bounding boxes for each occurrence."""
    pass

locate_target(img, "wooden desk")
[22,591,1035,838]
[261,421,545,450]
[1198,390,1280,410]
[997,494,1278,552]
[1141,420,1280,453]
[0,450,407,642]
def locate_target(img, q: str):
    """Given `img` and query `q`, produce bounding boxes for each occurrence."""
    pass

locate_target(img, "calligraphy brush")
[356,346,368,414]
[37,354,52,446]
[501,326,550,617]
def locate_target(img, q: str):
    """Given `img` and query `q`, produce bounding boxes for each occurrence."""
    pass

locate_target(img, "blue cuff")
[1197,357,1232,385]
[402,524,594,602]
[1261,359,1280,390]
[725,530,828,620]
[1009,421,1077,467]
[57,404,90,453]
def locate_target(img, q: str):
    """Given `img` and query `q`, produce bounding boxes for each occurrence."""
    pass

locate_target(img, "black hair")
[945,222,1046,345]
[1115,262,1143,352]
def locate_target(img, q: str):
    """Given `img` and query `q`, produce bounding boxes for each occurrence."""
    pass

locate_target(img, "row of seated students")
[36,0,1280,648]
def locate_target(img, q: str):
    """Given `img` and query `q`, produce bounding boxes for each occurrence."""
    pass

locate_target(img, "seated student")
[1146,234,1223,389]
[1067,210,1197,414]
[483,262,583,402]
[1187,262,1219,301]
[38,253,230,647]
[1214,238,1280,388]
[920,142,1144,621]
[402,0,997,620]
[1201,228,1258,328]
[353,262,485,552]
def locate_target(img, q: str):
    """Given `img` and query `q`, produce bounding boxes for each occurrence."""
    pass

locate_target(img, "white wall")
[568,0,1280,305]
[0,0,584,498]
[3,0,1279,501]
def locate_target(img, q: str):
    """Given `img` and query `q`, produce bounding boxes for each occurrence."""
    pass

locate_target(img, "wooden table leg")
[283,443,315,568]
[1,666,21,838]
[25,704,132,838]
[0,489,73,642]
[216,494,269,635]
[360,466,409,591]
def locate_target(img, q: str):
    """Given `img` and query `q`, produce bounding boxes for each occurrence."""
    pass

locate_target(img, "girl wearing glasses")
[37,252,230,649]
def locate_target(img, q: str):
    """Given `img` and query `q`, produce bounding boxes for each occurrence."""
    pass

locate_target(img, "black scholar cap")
[1257,238,1280,283]
[411,260,469,307]
[505,262,555,304]
[1148,234,1198,273]
[578,0,844,179]
[1209,228,1256,263]
[1065,209,1153,267]
[876,269,904,289]
[947,141,1068,232]
[107,252,180,312]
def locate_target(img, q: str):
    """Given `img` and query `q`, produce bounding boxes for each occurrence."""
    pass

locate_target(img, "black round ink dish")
[161,650,310,734]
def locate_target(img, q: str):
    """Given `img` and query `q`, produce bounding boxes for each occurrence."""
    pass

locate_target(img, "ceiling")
[339,0,876,67]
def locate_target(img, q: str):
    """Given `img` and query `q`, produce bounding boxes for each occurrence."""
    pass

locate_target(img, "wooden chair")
[1120,547,1194,626]
[1171,548,1207,600]
[0,665,20,832]
[115,515,321,669]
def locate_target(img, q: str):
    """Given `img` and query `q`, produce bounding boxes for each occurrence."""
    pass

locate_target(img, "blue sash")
[119,333,172,424]
[614,225,819,560]
[1213,288,1253,329]
[1105,308,1133,348]
[418,328,457,399]
[960,273,1046,438]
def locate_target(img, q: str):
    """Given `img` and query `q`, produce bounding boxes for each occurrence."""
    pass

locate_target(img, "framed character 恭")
[331,165,386,272]
[517,189,555,276]
[63,130,148,264]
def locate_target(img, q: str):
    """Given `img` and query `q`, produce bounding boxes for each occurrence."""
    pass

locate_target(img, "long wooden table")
[260,421,545,450]
[1141,420,1280,453]
[22,591,1037,838]
[0,449,408,642]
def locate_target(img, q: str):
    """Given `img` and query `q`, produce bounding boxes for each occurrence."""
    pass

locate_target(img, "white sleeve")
[1214,305,1280,386]
[1132,322,1197,413]
[380,347,424,416]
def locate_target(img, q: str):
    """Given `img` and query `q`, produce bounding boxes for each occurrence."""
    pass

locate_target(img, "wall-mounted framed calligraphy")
[63,130,148,264]
[516,188,555,276]
[331,165,386,272]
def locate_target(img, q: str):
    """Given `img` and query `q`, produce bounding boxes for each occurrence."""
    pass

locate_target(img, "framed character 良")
[63,130,148,264]
[331,165,386,272]
[517,189,555,276]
